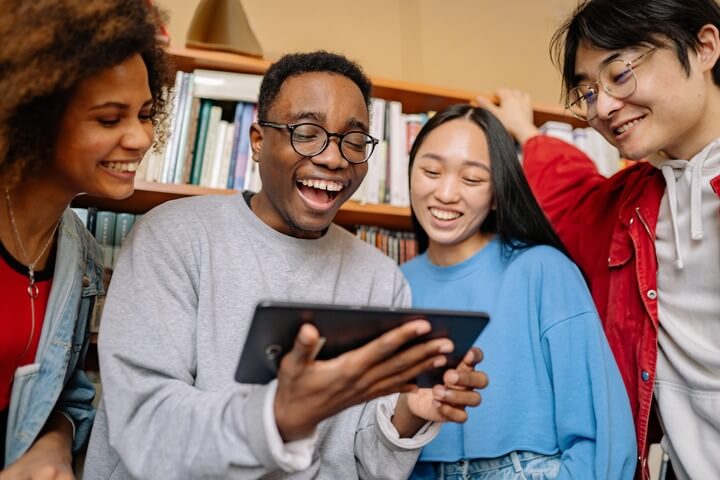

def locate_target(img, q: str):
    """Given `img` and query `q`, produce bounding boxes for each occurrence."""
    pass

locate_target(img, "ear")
[695,24,720,73]
[249,122,263,163]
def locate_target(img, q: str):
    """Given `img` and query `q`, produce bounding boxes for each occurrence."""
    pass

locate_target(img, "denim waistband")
[438,450,559,476]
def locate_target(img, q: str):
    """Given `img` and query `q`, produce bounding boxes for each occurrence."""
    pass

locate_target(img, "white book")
[173,72,197,184]
[388,101,409,206]
[213,122,235,189]
[199,106,223,187]
[193,69,262,102]
[374,141,388,205]
[208,120,229,188]
[242,108,261,192]
[540,121,574,144]
[586,127,620,177]
[147,148,165,183]
[364,98,386,204]
[160,71,185,184]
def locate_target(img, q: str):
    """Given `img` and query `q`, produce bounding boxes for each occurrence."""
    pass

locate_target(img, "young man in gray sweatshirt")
[84,51,488,479]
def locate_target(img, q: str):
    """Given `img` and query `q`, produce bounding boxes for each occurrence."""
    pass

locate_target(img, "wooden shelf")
[168,47,585,127]
[73,180,233,214]
[73,180,413,230]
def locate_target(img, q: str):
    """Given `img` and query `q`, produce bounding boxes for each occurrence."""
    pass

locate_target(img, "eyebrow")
[572,51,623,85]
[288,111,369,132]
[420,153,490,172]
[89,99,153,111]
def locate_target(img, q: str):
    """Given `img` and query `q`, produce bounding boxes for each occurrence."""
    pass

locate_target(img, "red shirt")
[0,240,53,412]
[523,135,720,479]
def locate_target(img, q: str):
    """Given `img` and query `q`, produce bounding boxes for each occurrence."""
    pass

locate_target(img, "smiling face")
[577,29,720,160]
[51,53,154,199]
[410,119,494,266]
[250,72,369,238]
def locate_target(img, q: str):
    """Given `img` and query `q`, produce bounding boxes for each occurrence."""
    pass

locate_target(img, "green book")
[189,99,214,185]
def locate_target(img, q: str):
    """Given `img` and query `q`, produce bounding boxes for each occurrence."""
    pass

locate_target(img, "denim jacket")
[4,208,103,467]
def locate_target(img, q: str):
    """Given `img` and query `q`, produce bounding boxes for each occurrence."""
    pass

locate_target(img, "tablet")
[235,301,489,388]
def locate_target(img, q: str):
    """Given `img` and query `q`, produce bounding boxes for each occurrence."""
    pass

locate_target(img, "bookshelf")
[73,47,581,231]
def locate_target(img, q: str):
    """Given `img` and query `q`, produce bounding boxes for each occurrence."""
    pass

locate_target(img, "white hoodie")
[651,139,720,480]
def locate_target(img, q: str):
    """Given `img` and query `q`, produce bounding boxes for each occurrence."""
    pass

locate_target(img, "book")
[189,99,214,185]
[94,211,117,269]
[192,69,262,102]
[111,213,136,268]
[199,105,223,187]
[232,102,256,190]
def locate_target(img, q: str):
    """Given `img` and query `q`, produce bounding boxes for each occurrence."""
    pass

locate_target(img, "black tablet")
[235,301,490,388]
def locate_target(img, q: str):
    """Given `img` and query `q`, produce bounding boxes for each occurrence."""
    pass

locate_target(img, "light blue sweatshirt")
[401,238,637,479]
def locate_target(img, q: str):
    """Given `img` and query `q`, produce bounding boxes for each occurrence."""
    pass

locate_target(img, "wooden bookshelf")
[74,48,580,231]
[73,180,413,230]
[170,47,585,127]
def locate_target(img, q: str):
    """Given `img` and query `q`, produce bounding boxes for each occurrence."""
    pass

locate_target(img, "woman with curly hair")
[0,0,173,477]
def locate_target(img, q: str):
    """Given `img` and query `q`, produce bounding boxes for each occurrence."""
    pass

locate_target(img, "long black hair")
[408,104,568,257]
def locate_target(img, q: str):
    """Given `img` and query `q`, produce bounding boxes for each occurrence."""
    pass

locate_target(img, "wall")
[155,0,579,105]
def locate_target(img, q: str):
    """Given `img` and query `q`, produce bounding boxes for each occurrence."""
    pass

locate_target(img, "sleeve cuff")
[262,380,319,472]
[55,410,76,440]
[375,394,440,450]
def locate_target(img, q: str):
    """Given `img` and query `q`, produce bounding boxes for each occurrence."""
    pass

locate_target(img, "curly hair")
[257,50,372,121]
[0,0,175,186]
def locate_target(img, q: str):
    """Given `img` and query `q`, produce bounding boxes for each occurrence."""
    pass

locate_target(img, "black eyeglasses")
[258,121,379,164]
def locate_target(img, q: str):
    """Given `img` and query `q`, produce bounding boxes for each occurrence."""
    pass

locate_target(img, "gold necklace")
[4,188,61,362]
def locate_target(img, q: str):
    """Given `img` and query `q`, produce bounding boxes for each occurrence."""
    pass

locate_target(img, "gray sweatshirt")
[83,193,429,479]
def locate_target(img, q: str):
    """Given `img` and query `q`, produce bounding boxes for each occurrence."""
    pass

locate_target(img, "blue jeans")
[411,451,562,480]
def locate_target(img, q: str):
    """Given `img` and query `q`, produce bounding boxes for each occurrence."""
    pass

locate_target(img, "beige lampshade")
[186,0,263,58]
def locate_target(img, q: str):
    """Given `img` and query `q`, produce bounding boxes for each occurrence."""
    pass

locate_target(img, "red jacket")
[523,135,720,478]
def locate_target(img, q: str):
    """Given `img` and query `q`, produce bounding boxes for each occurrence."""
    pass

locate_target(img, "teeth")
[616,118,641,134]
[103,161,139,173]
[430,208,461,220]
[299,178,343,192]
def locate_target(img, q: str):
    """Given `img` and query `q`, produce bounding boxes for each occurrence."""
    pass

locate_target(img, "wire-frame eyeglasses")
[565,46,658,121]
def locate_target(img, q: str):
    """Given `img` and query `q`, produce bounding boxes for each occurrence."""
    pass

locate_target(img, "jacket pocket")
[6,363,41,450]
[608,223,633,268]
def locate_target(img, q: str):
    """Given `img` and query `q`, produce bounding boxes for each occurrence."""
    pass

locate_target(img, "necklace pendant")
[27,282,39,299]
[27,268,39,298]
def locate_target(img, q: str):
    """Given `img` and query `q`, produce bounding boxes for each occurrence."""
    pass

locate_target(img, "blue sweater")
[401,239,637,479]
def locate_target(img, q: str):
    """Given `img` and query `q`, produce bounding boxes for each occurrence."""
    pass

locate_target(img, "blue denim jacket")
[4,208,103,466]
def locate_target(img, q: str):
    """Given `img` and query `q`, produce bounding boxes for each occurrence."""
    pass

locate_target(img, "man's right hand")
[273,320,453,441]
[475,89,540,145]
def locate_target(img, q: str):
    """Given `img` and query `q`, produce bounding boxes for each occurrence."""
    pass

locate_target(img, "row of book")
[355,225,418,265]
[71,208,139,271]
[537,121,623,177]
[350,100,427,207]
[137,70,262,192]
[133,68,431,207]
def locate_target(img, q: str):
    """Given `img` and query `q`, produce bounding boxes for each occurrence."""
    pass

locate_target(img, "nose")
[434,176,460,203]
[121,119,154,153]
[310,137,348,170]
[593,88,624,121]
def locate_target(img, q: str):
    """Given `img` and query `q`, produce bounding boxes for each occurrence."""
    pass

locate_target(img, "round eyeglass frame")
[258,121,379,164]
[565,46,658,121]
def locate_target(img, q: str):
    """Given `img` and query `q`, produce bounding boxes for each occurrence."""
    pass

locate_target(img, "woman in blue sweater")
[402,104,636,479]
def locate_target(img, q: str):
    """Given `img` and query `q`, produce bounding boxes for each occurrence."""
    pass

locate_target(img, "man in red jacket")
[478,0,720,479]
